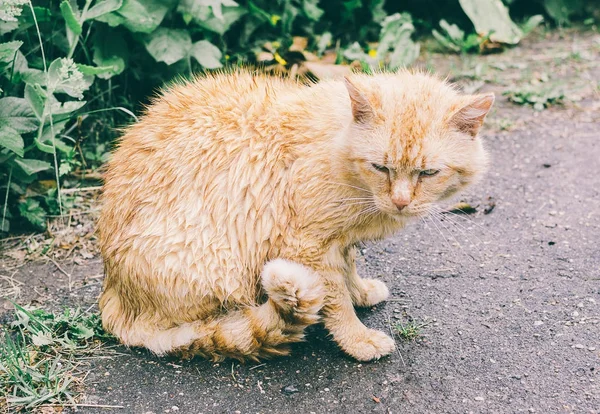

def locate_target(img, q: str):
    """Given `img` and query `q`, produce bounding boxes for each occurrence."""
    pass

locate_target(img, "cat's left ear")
[344,77,374,124]
[449,93,495,138]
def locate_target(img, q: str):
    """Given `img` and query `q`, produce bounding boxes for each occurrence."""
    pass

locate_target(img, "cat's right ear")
[344,77,374,124]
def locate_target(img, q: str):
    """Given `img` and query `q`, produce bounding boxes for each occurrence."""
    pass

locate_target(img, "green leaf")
[20,68,46,86]
[247,1,271,23]
[51,99,87,116]
[369,0,386,24]
[179,2,246,35]
[522,15,544,36]
[343,42,367,61]
[458,0,522,44]
[93,10,126,27]
[86,0,123,20]
[432,29,460,52]
[377,13,420,68]
[97,0,175,33]
[24,84,47,120]
[32,331,54,346]
[302,0,324,21]
[72,323,95,340]
[18,6,52,24]
[60,1,83,35]
[0,97,39,133]
[35,120,71,154]
[543,0,584,25]
[47,58,90,99]
[200,0,239,20]
[0,21,19,36]
[18,198,47,229]
[281,2,299,34]
[145,28,192,65]
[388,36,420,69]
[316,32,332,56]
[92,27,128,79]
[76,64,118,76]
[439,19,465,43]
[14,158,52,176]
[190,40,223,69]
[59,162,72,177]
[0,40,23,63]
[0,123,24,157]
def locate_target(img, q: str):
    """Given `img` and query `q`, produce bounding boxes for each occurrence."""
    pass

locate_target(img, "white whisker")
[439,207,500,237]
[324,181,373,194]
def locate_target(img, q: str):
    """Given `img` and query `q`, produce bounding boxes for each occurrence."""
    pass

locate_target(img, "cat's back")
[100,72,300,254]
[103,71,298,198]
[112,72,295,162]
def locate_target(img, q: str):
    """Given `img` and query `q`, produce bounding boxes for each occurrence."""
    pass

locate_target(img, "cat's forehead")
[383,96,444,168]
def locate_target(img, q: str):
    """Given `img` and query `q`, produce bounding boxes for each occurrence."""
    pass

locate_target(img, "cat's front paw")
[354,279,389,307]
[339,328,395,361]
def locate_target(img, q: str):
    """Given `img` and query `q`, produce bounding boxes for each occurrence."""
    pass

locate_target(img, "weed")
[0,304,113,412]
[504,84,566,110]
[497,118,515,131]
[433,19,488,54]
[395,320,430,341]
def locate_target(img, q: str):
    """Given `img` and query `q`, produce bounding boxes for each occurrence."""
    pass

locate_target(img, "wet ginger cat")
[98,71,493,362]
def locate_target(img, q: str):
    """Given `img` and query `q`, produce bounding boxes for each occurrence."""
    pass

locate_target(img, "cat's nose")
[392,197,410,211]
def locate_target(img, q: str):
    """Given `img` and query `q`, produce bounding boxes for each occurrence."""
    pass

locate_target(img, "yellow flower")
[274,52,287,66]
[270,15,281,26]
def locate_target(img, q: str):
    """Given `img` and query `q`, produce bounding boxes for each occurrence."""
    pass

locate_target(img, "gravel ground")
[1,29,599,414]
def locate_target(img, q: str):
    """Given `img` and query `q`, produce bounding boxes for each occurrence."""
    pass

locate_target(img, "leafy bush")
[0,0,595,233]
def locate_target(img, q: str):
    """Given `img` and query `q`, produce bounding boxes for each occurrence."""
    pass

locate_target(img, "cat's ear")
[449,93,495,138]
[344,77,374,124]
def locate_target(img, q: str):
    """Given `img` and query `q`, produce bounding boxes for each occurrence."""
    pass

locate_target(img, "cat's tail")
[106,259,325,362]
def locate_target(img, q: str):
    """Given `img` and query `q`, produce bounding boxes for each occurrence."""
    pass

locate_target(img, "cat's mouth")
[391,203,434,219]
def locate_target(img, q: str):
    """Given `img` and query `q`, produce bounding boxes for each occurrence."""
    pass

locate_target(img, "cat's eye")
[371,163,389,173]
[419,169,440,177]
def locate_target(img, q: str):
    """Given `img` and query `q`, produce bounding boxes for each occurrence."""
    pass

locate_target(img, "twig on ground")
[40,403,124,409]
[45,255,72,291]
[387,314,406,366]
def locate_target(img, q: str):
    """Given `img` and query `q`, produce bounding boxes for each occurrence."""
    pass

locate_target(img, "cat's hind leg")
[164,259,324,361]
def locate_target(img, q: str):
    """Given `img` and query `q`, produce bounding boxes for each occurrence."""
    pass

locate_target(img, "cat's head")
[340,72,493,219]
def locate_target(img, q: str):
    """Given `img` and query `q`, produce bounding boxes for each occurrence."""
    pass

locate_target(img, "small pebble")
[534,321,543,326]
[474,396,484,401]
[574,344,585,349]
[282,385,299,395]
[171,407,179,412]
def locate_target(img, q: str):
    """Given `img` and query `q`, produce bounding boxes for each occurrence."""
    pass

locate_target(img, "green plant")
[503,84,565,110]
[433,19,488,53]
[0,304,112,411]
[395,320,429,341]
